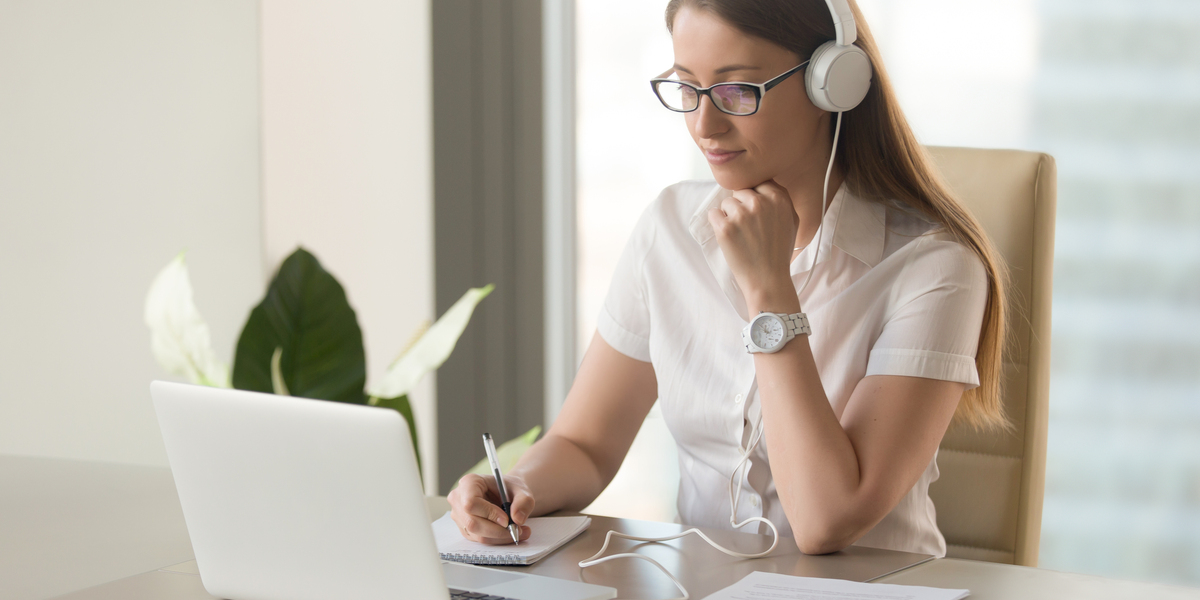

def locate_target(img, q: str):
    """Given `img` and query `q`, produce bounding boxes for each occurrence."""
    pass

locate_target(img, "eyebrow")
[673,63,761,75]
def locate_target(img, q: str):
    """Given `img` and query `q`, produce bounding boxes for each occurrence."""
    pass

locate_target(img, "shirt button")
[751,495,760,507]
[734,394,744,404]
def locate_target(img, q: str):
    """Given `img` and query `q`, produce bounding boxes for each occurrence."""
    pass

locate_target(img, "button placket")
[742,381,769,518]
[737,383,758,455]
[726,367,763,523]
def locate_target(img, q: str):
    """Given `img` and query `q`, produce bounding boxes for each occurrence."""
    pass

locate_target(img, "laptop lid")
[152,380,449,600]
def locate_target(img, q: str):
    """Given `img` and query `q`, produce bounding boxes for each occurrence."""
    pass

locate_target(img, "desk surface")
[5,454,1199,600]
[48,510,934,600]
[488,514,932,598]
[0,455,193,600]
[876,557,1200,600]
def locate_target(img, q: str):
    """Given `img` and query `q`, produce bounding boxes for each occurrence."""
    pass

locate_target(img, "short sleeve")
[866,235,989,389]
[596,201,659,363]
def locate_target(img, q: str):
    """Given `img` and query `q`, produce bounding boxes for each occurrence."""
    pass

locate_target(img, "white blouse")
[596,180,989,556]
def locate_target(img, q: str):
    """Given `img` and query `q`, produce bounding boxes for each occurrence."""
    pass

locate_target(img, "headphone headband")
[824,0,857,46]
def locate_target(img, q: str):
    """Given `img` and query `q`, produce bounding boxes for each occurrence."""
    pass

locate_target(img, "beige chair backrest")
[924,146,1057,567]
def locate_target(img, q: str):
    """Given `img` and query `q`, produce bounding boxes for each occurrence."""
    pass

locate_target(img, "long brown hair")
[666,0,1009,430]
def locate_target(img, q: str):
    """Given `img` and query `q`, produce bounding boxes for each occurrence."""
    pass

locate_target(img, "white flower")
[144,252,230,387]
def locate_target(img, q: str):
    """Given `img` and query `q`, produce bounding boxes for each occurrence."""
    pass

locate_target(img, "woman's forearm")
[447,336,657,543]
[510,433,610,516]
[746,286,877,551]
[509,334,659,517]
[757,336,872,550]
[747,283,962,554]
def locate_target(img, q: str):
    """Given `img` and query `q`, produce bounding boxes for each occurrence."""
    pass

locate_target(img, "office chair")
[925,146,1057,567]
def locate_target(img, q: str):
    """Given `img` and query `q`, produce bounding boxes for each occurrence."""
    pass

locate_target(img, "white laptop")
[151,381,615,600]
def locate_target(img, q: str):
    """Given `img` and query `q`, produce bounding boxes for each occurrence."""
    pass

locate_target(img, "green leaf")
[232,248,366,404]
[368,285,494,399]
[456,426,542,488]
[371,394,422,480]
[144,251,230,388]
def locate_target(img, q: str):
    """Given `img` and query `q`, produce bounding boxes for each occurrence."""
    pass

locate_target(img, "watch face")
[751,315,785,349]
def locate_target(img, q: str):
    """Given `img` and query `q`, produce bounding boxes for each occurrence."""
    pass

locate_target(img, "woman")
[449,0,1007,557]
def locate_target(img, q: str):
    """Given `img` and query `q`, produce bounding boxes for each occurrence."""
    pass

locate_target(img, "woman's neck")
[777,160,844,255]
[774,110,843,255]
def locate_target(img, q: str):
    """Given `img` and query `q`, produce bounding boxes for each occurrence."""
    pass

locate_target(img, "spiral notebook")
[431,511,592,566]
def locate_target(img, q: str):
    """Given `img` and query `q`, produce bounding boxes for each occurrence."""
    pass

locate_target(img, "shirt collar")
[687,182,887,320]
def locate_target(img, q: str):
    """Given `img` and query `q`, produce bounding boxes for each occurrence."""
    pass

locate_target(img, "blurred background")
[578,0,1200,588]
[0,0,440,488]
[1,0,1195,592]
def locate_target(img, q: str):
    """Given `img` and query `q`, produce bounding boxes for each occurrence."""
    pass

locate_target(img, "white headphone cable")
[576,388,780,600]
[578,112,845,600]
[795,110,844,299]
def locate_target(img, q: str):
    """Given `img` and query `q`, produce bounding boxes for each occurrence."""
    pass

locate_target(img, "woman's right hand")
[447,473,535,545]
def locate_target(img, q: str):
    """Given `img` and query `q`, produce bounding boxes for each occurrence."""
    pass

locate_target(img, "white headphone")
[579,4,872,598]
[805,0,873,113]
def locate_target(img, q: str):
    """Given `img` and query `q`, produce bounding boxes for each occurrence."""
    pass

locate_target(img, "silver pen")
[482,433,521,545]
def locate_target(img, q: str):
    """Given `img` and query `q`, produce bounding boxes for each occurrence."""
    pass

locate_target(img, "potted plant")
[144,247,537,482]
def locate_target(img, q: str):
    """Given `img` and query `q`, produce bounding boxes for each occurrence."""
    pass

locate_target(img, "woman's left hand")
[708,180,799,302]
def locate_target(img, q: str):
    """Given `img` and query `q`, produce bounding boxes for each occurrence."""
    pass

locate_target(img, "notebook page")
[432,511,591,565]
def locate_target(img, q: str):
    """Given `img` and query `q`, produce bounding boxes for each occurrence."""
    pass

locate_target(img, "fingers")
[467,525,533,546]
[710,192,761,236]
[465,493,511,525]
[721,195,750,219]
[740,184,794,212]
[723,188,789,218]
[710,193,753,234]
[753,179,787,198]
[708,206,727,230]
[509,487,536,525]
[448,475,508,541]
[750,182,801,231]
[463,497,519,540]
[448,474,535,545]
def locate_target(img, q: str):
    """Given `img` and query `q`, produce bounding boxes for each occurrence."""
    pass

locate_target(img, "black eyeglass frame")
[649,60,810,116]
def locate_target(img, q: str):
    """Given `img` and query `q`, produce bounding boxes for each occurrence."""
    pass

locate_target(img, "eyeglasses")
[650,61,809,116]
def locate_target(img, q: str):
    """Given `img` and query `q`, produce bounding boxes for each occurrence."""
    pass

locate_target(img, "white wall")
[0,0,264,466]
[260,0,437,490]
[0,1,437,481]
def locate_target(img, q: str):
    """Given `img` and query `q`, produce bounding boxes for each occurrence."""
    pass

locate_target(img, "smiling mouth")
[704,149,744,164]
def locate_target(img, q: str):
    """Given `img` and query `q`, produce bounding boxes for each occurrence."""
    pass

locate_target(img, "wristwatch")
[741,312,811,354]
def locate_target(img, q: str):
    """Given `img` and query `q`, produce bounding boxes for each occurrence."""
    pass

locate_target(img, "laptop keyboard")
[449,589,518,600]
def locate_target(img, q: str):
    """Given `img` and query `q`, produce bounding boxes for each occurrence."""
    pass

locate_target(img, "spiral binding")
[440,552,526,566]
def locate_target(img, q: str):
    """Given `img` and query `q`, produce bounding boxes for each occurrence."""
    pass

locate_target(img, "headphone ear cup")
[804,40,873,112]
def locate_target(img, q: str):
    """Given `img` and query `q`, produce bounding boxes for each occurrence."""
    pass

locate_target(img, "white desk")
[4,454,1198,600]
[0,455,193,600]
[875,557,1200,599]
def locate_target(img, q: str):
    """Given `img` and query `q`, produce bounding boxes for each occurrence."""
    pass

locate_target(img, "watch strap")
[783,312,811,337]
